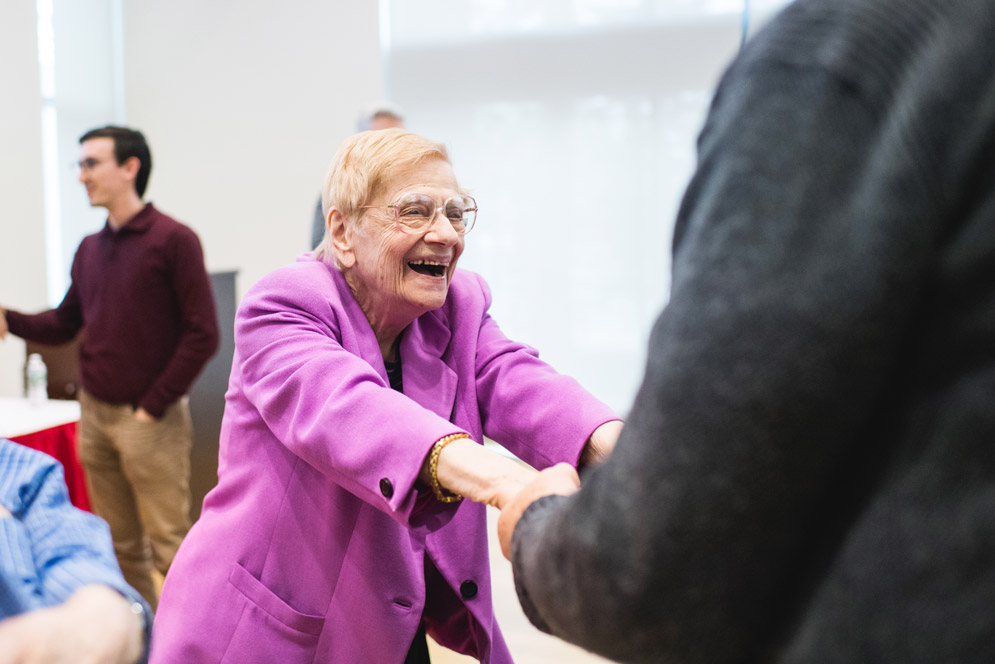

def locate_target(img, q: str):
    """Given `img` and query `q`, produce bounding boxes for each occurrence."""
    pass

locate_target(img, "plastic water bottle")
[26,353,48,406]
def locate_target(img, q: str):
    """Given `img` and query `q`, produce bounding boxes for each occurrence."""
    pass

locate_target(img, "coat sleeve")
[509,37,942,664]
[469,273,619,470]
[232,267,463,530]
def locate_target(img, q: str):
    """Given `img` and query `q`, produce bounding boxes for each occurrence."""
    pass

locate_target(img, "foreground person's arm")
[0,442,149,664]
[499,8,956,661]
[0,584,144,664]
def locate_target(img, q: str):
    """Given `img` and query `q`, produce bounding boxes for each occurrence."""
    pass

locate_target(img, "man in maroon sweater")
[0,126,219,609]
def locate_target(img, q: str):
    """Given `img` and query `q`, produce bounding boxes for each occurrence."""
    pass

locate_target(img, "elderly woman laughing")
[150,129,622,664]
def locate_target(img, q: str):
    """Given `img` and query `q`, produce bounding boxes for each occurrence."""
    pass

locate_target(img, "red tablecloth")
[11,421,92,512]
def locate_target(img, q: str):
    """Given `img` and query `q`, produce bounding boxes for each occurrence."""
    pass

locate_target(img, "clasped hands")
[496,462,581,560]
[495,419,622,560]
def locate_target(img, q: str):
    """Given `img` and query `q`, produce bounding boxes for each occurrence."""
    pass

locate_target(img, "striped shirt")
[0,438,149,621]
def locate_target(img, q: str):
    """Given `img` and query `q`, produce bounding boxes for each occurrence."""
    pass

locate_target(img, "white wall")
[1,0,384,398]
[0,2,47,397]
[2,0,792,406]
[121,0,385,298]
[388,7,742,414]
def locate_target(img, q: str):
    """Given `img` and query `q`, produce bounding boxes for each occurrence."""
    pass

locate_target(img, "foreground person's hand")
[0,585,144,664]
[497,462,581,560]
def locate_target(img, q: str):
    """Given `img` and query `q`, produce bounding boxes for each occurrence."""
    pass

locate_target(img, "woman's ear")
[329,209,355,268]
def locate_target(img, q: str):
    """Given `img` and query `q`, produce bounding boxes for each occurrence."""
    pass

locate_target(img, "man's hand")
[0,306,8,340]
[0,504,10,518]
[0,585,144,664]
[134,407,155,423]
[497,462,580,560]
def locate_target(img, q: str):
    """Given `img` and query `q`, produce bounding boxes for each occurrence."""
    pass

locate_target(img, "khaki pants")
[77,390,193,610]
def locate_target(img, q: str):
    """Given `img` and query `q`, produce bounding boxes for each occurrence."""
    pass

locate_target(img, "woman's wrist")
[487,461,539,511]
[426,436,537,509]
[428,434,470,502]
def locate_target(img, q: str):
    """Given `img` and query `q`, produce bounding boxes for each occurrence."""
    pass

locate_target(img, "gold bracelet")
[429,433,470,503]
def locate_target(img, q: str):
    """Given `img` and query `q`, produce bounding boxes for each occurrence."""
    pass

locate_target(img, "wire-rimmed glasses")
[70,157,106,174]
[360,192,477,235]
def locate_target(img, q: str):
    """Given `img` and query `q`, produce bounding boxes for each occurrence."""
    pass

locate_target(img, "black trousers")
[405,622,430,664]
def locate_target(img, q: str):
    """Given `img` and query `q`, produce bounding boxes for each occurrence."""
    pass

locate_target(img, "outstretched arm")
[503,24,941,662]
[497,463,579,559]
[2,282,84,346]
[420,435,540,510]
[428,420,616,514]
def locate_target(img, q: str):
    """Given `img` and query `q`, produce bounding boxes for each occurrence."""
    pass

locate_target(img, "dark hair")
[79,126,153,197]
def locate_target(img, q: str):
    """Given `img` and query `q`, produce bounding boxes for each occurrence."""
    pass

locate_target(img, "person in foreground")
[499,0,995,662]
[151,128,621,663]
[0,438,151,664]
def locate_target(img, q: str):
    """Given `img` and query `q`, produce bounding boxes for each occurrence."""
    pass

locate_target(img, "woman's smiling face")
[336,157,466,338]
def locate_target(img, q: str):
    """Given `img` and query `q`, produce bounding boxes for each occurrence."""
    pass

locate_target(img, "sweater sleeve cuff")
[137,397,167,420]
[3,309,25,337]
[510,494,569,635]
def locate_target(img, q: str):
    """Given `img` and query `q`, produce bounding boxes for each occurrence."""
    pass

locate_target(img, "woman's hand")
[420,437,539,510]
[579,419,623,467]
[497,463,580,560]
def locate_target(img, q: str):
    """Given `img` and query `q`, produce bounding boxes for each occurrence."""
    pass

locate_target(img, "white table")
[1,397,90,510]
[0,397,81,438]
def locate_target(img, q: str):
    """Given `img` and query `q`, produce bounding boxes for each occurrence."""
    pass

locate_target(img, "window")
[386,0,791,411]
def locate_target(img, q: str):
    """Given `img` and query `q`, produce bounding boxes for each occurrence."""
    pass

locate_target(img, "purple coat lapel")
[402,313,459,420]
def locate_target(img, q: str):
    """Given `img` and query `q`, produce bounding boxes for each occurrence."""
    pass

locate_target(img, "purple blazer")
[151,256,617,663]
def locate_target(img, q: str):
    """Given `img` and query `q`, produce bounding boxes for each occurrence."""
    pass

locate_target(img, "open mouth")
[408,260,448,277]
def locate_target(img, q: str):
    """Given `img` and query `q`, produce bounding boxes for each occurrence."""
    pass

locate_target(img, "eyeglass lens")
[395,193,476,233]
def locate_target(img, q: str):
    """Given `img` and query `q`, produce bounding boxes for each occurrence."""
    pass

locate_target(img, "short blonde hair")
[314,128,450,262]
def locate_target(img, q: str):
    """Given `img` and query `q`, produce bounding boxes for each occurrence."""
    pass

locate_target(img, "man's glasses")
[72,158,105,173]
[360,192,477,235]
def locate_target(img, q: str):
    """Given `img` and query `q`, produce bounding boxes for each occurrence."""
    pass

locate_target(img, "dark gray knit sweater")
[511,0,995,662]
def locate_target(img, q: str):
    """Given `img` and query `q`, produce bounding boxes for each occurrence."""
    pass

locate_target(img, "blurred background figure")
[0,126,219,610]
[355,101,405,132]
[0,437,151,664]
[310,102,406,249]
[499,0,995,662]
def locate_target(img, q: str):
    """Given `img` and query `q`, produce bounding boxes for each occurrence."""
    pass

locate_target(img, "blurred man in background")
[0,126,219,609]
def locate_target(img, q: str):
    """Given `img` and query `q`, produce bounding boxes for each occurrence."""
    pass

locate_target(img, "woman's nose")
[424,210,460,244]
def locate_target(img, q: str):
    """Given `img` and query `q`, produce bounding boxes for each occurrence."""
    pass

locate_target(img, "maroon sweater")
[7,204,219,418]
